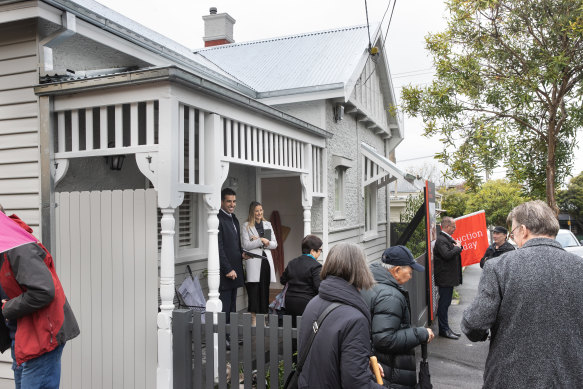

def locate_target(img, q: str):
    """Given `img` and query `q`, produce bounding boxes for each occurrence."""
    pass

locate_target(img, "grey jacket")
[462,238,583,389]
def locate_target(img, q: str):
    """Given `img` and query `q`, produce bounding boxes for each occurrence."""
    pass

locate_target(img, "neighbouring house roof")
[194,25,372,97]
[389,178,427,194]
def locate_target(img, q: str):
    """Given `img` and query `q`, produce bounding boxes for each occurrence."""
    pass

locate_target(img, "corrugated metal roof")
[194,25,371,93]
[41,0,256,93]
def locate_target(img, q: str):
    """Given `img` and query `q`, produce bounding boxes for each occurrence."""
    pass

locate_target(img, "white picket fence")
[55,189,158,389]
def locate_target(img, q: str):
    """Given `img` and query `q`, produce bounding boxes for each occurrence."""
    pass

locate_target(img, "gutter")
[34,66,333,139]
[37,0,259,98]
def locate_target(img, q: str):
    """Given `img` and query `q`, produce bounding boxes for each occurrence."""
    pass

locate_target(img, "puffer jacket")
[362,262,429,389]
[0,214,79,364]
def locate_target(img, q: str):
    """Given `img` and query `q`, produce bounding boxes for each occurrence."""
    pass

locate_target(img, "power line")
[392,71,435,79]
[378,0,393,31]
[362,0,396,88]
[364,0,372,50]
[392,67,434,76]
[398,155,437,162]
[382,0,397,50]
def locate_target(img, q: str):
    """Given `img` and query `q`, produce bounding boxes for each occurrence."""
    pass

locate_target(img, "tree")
[464,179,529,226]
[396,192,427,258]
[405,163,447,187]
[440,180,529,226]
[401,0,583,212]
[439,186,469,219]
[557,171,583,233]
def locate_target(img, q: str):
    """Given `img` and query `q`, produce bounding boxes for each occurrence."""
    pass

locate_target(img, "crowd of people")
[216,187,434,387]
[0,187,579,388]
[216,189,583,388]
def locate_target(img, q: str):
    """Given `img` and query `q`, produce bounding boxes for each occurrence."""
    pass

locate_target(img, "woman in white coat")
[241,201,277,322]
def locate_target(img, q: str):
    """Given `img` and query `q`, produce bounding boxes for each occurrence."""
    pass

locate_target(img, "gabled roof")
[194,25,374,99]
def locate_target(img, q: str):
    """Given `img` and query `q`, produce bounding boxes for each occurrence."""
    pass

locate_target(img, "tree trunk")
[547,126,559,216]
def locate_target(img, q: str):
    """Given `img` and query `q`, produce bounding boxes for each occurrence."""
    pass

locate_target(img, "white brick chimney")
[202,7,236,47]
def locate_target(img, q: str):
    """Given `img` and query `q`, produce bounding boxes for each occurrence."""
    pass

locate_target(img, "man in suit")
[217,188,245,325]
[434,216,463,339]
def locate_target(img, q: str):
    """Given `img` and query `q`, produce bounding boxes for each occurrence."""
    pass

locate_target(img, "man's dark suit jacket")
[218,210,244,291]
[434,231,463,287]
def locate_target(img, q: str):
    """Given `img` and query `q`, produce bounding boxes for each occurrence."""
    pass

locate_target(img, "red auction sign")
[452,211,489,267]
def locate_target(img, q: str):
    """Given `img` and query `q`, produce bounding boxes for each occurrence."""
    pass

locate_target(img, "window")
[157,192,202,252]
[334,167,346,218]
[178,193,199,249]
[364,184,378,235]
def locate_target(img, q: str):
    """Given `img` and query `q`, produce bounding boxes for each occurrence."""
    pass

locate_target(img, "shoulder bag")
[283,302,342,389]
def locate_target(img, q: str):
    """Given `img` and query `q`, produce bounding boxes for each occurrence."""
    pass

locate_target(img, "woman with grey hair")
[462,200,583,388]
[297,242,384,388]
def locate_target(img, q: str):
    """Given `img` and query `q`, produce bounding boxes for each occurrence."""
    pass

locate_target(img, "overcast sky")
[95,0,582,184]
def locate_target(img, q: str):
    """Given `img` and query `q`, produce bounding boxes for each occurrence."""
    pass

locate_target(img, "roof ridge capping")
[195,24,369,52]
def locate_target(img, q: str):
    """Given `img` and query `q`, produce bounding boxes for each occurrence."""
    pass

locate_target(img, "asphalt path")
[423,263,490,389]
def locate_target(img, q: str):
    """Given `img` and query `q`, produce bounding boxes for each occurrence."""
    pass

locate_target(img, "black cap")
[493,226,508,235]
[381,245,425,272]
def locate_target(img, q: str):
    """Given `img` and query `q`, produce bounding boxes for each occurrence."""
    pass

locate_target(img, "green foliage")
[400,0,583,211]
[398,193,427,258]
[265,353,296,389]
[557,171,583,233]
[440,187,469,219]
[440,180,529,226]
[465,180,530,226]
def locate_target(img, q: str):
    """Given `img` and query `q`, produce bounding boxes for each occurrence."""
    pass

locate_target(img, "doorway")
[260,176,303,278]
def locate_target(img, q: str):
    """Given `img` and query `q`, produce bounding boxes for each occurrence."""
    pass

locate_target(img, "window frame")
[158,192,208,264]
[334,166,346,220]
[364,183,378,238]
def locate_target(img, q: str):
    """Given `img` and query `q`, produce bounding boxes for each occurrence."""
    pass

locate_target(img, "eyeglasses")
[317,248,323,253]
[509,225,521,239]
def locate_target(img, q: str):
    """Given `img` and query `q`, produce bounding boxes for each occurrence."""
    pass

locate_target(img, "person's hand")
[226,270,237,280]
[242,253,250,260]
[426,328,435,343]
[377,363,384,378]
[454,240,462,248]
[369,357,384,379]
[260,237,269,246]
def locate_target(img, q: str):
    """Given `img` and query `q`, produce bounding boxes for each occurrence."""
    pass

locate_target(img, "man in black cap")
[361,245,434,388]
[479,226,515,268]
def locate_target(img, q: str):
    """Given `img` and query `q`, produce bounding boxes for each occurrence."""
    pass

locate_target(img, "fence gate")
[55,189,158,389]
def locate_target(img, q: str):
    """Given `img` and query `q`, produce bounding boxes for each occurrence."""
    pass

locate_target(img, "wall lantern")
[334,104,344,122]
[105,154,125,170]
[105,142,125,171]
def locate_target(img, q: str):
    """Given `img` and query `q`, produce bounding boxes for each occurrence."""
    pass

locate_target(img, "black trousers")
[245,257,271,314]
[437,286,453,332]
[220,287,238,324]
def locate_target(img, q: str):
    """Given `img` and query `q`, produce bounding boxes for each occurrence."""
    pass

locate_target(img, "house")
[0,1,410,387]
[389,178,443,223]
